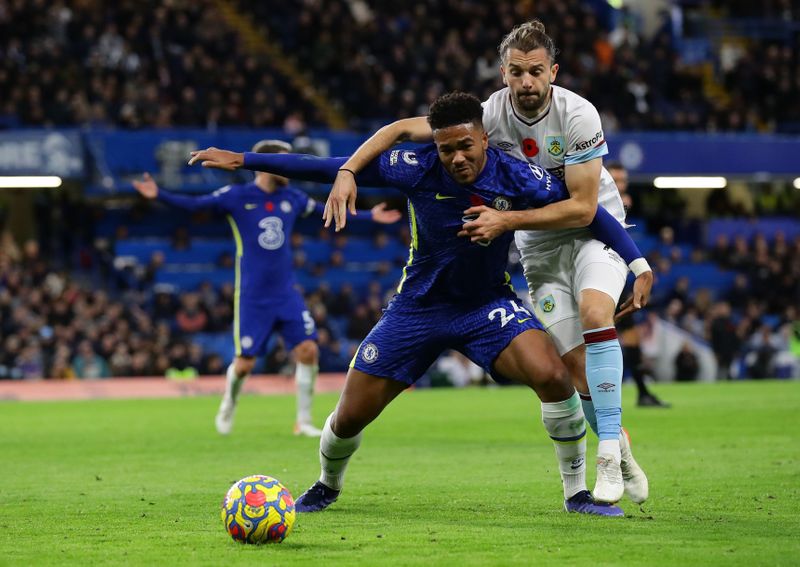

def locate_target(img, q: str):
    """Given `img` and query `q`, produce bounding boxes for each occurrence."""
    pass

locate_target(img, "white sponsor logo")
[528,164,545,180]
[241,336,253,349]
[258,216,285,250]
[402,151,418,166]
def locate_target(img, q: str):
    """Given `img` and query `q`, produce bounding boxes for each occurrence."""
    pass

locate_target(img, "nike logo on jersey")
[245,203,258,209]
[435,193,456,200]
[516,318,532,324]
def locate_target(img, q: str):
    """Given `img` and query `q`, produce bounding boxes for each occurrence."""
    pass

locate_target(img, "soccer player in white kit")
[322,20,652,505]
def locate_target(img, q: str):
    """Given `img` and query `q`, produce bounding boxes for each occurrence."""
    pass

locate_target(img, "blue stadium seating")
[116,239,234,265]
[705,218,800,246]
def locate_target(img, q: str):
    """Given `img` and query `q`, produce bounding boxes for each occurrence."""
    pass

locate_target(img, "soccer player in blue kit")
[189,93,649,516]
[133,140,401,437]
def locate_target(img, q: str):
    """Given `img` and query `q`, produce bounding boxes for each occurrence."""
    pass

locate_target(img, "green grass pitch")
[2,381,798,566]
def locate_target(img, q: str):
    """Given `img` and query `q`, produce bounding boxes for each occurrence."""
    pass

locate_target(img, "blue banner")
[0,128,797,191]
[0,131,84,177]
[605,132,800,176]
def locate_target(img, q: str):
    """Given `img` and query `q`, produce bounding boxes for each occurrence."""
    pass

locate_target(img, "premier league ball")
[221,475,296,544]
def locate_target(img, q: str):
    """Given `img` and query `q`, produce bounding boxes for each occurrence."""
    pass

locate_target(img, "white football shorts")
[521,237,629,356]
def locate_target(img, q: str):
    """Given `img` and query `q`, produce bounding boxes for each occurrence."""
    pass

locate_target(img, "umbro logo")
[495,141,516,152]
[597,382,616,392]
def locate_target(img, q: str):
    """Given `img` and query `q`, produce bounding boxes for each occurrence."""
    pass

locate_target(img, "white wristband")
[629,258,651,277]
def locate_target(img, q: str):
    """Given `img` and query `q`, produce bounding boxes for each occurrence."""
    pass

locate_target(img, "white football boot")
[620,428,649,503]
[294,421,323,437]
[593,453,625,504]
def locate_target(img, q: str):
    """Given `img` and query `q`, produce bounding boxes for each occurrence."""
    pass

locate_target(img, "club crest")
[492,196,511,211]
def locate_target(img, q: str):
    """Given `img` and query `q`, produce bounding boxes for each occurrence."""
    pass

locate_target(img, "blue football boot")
[295,481,341,513]
[564,490,624,517]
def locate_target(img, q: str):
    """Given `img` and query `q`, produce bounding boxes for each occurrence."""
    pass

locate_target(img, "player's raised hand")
[187,147,244,170]
[615,270,654,322]
[132,172,159,199]
[370,202,402,224]
[324,169,359,232]
[457,205,511,243]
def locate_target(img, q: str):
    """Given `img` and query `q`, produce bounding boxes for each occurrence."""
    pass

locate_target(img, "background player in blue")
[189,93,649,516]
[132,140,401,437]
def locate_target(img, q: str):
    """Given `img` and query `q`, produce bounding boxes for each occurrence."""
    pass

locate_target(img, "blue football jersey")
[159,182,314,298]
[375,145,568,303]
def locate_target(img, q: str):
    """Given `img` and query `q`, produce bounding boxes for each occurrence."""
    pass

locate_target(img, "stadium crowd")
[1,0,798,132]
[644,227,800,380]
[0,0,319,130]
[0,229,396,380]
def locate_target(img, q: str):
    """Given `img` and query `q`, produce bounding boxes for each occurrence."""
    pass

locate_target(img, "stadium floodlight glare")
[0,176,63,188]
[653,176,727,189]
[793,177,800,190]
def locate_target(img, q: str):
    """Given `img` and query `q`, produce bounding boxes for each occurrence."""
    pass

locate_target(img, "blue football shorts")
[351,291,545,384]
[235,289,317,357]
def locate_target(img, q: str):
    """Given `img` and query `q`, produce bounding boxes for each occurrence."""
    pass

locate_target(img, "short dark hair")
[427,92,484,131]
[251,139,292,154]
[605,160,625,172]
[498,19,558,64]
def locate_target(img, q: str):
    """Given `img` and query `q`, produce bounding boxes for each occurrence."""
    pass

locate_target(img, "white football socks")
[319,414,362,491]
[541,392,588,499]
[225,363,247,403]
[295,362,318,425]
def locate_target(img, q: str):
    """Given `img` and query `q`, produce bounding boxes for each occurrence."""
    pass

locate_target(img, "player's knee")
[294,340,318,365]
[580,302,614,330]
[330,408,365,439]
[235,356,256,375]
[535,358,572,397]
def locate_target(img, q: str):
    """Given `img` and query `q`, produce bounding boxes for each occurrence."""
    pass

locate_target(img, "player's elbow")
[575,201,598,227]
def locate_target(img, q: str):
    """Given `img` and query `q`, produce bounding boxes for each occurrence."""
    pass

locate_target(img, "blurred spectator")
[745,325,780,379]
[674,343,700,382]
[175,293,208,334]
[316,328,349,372]
[165,343,198,380]
[72,340,110,379]
[709,302,741,380]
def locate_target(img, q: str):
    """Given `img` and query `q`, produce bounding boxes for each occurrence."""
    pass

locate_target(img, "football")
[221,475,296,544]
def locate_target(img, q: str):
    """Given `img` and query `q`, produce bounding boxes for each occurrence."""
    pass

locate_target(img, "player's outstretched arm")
[188,147,387,186]
[134,171,228,211]
[368,202,403,224]
[188,148,243,170]
[132,173,159,199]
[325,117,432,231]
[308,200,402,225]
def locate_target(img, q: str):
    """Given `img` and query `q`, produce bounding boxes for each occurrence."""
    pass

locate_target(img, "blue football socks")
[583,327,623,444]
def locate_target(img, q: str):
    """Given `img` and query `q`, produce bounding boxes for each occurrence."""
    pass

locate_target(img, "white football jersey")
[482,85,626,249]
